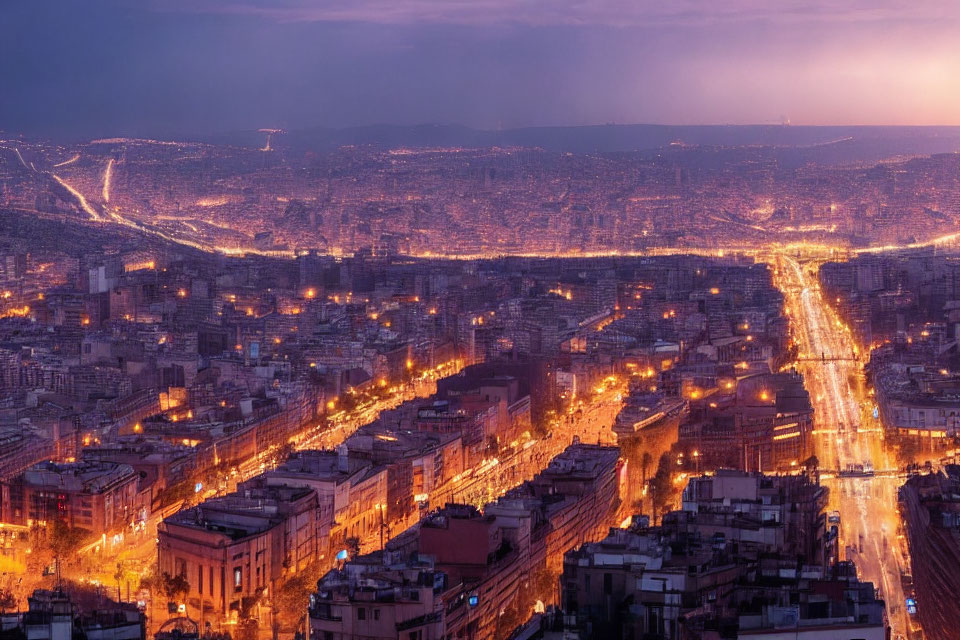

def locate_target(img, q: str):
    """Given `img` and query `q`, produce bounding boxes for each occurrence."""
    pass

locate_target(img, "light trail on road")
[52,174,102,221]
[52,154,80,168]
[775,253,916,638]
[12,148,31,170]
[102,158,114,203]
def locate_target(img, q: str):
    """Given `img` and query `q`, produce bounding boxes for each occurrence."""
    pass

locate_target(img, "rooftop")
[22,460,137,494]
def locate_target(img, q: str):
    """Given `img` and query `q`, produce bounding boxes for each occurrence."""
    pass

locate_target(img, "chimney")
[337,444,349,473]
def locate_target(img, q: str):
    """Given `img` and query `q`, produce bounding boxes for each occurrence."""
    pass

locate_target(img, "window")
[373,609,380,621]
[603,573,612,595]
[233,567,242,592]
[198,566,203,594]
[357,608,366,621]
[209,567,214,596]
[648,606,664,635]
[175,558,187,578]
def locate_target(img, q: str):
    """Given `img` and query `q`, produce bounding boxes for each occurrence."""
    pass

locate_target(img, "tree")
[531,567,558,604]
[271,441,296,467]
[160,572,190,604]
[138,567,167,628]
[237,592,263,640]
[157,479,195,508]
[114,561,127,602]
[0,588,17,612]
[494,604,521,640]
[531,410,552,438]
[803,454,821,483]
[649,452,675,524]
[47,518,89,573]
[274,574,310,631]
[137,564,161,594]
[344,536,360,559]
[641,451,653,487]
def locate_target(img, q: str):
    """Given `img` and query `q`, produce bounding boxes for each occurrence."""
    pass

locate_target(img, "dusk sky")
[3,0,960,138]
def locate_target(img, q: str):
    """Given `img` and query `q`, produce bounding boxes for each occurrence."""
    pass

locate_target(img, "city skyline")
[3,3,960,640]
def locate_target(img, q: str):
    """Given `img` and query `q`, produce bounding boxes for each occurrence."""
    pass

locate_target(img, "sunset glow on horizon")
[2,0,960,137]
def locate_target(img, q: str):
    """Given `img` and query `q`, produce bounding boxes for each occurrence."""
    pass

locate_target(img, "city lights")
[0,18,950,638]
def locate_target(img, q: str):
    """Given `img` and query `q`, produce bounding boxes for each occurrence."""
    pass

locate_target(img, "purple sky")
[2,0,959,137]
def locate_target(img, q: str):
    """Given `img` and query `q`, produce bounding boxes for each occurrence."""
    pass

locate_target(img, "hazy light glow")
[1,0,959,137]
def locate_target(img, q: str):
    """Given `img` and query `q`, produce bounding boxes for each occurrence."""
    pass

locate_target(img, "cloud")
[3,0,960,135]
[148,0,959,28]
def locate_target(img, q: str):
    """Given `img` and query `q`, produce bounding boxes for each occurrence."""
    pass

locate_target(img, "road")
[295,361,462,451]
[102,158,114,203]
[47,168,286,256]
[51,174,102,221]
[62,361,465,621]
[351,379,625,555]
[775,254,916,638]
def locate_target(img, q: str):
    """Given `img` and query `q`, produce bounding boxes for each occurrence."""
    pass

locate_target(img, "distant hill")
[199,123,960,165]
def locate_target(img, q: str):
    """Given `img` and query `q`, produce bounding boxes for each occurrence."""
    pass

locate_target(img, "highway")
[44,167,292,257]
[102,158,114,203]
[51,174,102,221]
[775,254,917,639]
[52,153,80,168]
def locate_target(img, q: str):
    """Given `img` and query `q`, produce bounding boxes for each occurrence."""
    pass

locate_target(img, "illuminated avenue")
[775,254,915,639]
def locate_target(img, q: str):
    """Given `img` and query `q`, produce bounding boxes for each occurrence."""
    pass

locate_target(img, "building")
[2,460,143,534]
[898,466,960,640]
[309,554,447,640]
[561,474,879,640]
[18,588,145,640]
[157,484,319,619]
[308,443,624,640]
[678,372,814,473]
[249,448,387,562]
[678,469,829,566]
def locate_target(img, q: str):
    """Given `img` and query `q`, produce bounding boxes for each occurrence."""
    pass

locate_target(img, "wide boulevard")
[774,253,916,639]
